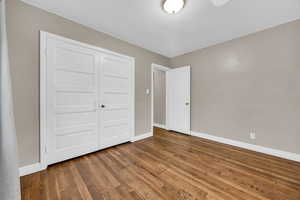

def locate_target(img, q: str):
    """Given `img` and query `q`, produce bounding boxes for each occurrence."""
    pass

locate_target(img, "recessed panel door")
[166,66,191,135]
[46,38,98,165]
[98,55,134,149]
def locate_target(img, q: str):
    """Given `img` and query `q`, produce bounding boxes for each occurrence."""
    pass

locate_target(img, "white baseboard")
[131,132,153,142]
[153,123,166,129]
[20,131,298,177]
[191,131,300,163]
[19,163,43,176]
[19,133,153,176]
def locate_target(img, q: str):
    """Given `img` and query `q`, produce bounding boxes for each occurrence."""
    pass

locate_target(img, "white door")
[46,38,99,165]
[43,32,135,166]
[166,66,191,134]
[98,55,134,149]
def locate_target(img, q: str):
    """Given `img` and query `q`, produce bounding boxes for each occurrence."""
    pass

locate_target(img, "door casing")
[151,64,191,135]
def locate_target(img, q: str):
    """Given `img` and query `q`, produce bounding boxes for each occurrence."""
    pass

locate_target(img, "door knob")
[185,102,190,106]
[101,104,105,108]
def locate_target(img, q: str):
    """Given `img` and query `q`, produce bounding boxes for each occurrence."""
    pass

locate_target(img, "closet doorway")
[40,32,135,167]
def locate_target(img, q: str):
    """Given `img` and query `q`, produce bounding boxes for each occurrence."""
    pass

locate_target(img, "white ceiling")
[21,0,300,57]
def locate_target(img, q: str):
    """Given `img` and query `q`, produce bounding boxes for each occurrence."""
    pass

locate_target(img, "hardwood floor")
[21,128,300,200]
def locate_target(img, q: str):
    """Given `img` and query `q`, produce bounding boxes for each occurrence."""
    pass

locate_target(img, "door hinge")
[45,146,48,154]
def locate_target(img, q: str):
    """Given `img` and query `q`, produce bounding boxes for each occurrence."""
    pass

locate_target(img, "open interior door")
[166,66,191,135]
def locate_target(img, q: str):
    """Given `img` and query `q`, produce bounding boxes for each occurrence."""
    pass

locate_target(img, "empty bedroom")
[1,0,300,199]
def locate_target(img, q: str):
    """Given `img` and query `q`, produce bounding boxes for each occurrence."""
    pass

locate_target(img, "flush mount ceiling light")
[162,0,185,14]
[211,0,231,7]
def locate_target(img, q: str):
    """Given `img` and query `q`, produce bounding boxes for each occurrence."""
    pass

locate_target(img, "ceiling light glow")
[211,0,231,7]
[163,0,185,14]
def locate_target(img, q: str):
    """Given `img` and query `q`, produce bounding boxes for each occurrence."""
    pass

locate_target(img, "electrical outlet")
[250,132,256,140]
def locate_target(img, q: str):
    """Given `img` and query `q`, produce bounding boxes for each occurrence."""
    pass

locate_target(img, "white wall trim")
[40,30,48,171]
[153,123,166,129]
[191,131,300,163]
[19,163,45,176]
[131,132,153,142]
[152,63,170,71]
[40,31,135,61]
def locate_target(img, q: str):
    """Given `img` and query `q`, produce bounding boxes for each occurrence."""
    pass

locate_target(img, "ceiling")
[21,0,300,57]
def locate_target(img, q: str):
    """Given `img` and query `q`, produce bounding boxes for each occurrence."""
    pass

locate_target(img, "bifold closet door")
[46,38,99,165]
[98,55,134,149]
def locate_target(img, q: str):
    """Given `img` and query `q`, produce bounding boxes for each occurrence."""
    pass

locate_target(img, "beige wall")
[6,0,170,167]
[153,70,166,125]
[6,0,300,167]
[171,20,300,154]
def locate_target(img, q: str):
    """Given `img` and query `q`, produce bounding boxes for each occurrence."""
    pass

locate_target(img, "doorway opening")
[151,64,169,135]
[151,64,191,136]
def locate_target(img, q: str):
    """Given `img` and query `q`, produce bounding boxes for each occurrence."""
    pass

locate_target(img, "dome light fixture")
[162,0,185,14]
[211,0,231,7]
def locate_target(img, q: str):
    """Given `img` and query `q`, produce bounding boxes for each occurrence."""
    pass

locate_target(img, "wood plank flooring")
[21,128,300,200]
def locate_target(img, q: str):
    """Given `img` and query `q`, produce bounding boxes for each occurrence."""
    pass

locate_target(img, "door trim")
[151,63,170,135]
[40,31,135,169]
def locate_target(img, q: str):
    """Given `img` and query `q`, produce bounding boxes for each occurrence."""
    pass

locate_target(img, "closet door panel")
[46,38,99,165]
[98,55,134,149]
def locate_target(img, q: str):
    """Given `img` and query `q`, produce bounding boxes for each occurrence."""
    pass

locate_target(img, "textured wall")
[171,20,300,154]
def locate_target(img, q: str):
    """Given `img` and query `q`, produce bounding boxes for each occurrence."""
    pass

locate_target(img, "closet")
[41,32,135,165]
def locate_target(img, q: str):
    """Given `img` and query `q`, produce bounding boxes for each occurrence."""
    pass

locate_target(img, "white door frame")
[151,63,171,135]
[40,31,135,169]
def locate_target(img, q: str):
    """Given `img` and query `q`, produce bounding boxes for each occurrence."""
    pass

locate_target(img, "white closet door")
[98,55,134,149]
[46,38,99,165]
